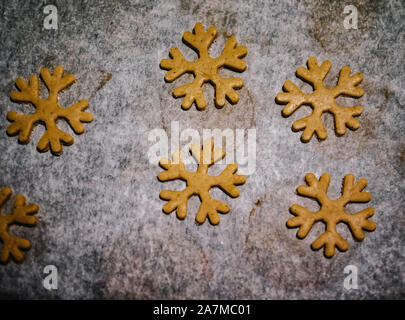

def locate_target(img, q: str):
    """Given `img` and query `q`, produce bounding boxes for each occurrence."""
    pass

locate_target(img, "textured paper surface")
[0,0,403,299]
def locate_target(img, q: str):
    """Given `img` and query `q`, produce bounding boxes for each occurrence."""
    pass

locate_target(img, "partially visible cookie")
[0,187,38,263]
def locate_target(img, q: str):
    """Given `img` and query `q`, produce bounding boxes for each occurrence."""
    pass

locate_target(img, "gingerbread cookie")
[287,173,376,257]
[160,22,247,110]
[276,56,364,142]
[6,66,93,155]
[158,139,246,225]
[0,187,38,263]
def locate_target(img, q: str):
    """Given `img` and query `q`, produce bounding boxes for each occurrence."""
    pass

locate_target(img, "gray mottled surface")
[0,0,404,299]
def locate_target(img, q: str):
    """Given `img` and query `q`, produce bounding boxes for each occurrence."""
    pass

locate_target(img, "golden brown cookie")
[276,56,364,142]
[6,66,93,155]
[158,139,246,225]
[160,22,247,110]
[287,173,376,257]
[0,187,38,263]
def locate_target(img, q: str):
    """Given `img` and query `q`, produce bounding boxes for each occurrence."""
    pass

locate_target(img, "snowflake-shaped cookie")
[287,173,376,257]
[158,139,246,225]
[6,66,93,155]
[0,187,38,263]
[160,22,247,110]
[276,56,364,142]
